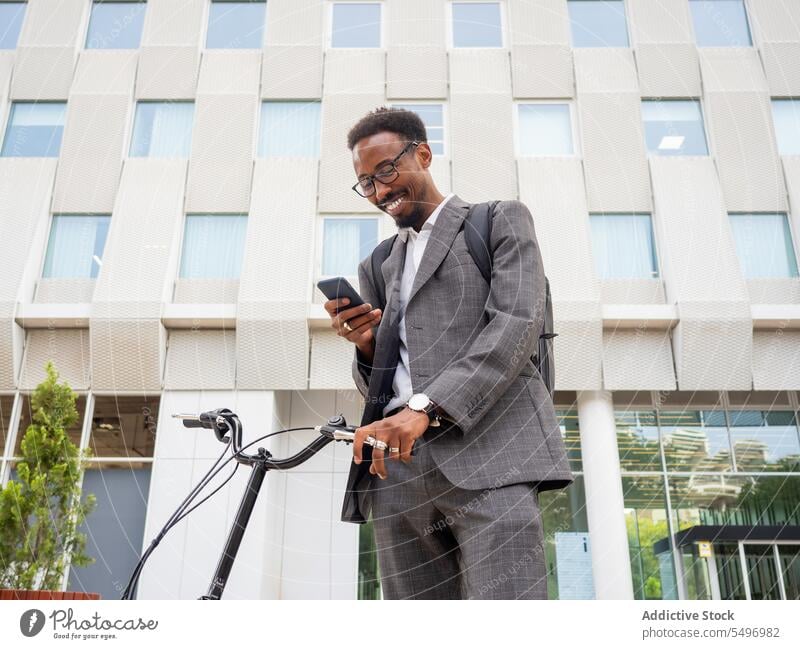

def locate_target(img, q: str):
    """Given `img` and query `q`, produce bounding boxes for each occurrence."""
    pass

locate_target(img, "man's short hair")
[347,106,427,151]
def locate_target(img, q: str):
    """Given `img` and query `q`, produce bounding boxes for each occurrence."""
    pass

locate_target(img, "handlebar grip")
[181,419,206,429]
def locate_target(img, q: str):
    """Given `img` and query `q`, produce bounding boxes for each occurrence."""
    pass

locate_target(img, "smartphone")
[316,277,365,313]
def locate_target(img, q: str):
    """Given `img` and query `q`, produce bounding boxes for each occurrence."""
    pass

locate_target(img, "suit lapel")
[407,195,470,306]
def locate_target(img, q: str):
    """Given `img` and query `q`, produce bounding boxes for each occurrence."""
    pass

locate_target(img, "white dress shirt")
[383,193,455,417]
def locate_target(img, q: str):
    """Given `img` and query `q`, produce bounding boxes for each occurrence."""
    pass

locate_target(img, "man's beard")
[393,199,426,229]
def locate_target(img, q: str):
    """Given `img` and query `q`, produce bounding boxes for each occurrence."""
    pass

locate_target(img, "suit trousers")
[367,426,547,599]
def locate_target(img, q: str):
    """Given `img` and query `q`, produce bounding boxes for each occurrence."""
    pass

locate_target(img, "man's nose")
[374,182,394,204]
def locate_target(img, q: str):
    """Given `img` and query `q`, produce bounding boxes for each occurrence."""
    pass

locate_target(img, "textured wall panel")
[184,95,258,213]
[263,0,324,46]
[318,94,385,213]
[511,45,574,99]
[650,157,752,390]
[672,301,753,391]
[748,0,800,43]
[602,329,676,390]
[10,47,77,99]
[745,279,800,304]
[90,159,187,392]
[752,331,800,390]
[635,43,701,98]
[262,46,323,99]
[552,302,604,390]
[386,46,448,99]
[323,49,385,96]
[196,50,261,95]
[164,330,236,389]
[760,43,800,97]
[19,329,90,391]
[574,49,640,94]
[450,94,516,201]
[135,46,200,99]
[309,330,353,389]
[386,0,446,46]
[17,0,86,47]
[518,158,602,390]
[237,160,318,390]
[140,0,205,46]
[508,0,569,46]
[0,51,14,127]
[0,158,58,390]
[627,0,694,43]
[698,48,768,93]
[52,101,129,213]
[450,49,511,95]
[517,158,598,301]
[71,49,138,94]
[704,91,786,212]
[34,278,96,304]
[600,280,666,305]
[782,158,800,266]
[577,94,651,212]
[172,279,239,304]
[649,157,748,302]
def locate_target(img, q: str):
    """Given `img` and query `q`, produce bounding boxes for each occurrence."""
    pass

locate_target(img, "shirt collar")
[397,193,455,242]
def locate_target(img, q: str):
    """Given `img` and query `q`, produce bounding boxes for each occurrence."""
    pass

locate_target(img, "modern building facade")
[0,0,799,600]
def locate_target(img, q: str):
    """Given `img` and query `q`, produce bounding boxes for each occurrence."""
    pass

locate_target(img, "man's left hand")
[353,407,430,479]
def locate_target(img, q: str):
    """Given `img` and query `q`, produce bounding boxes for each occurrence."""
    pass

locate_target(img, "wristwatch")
[406,393,441,427]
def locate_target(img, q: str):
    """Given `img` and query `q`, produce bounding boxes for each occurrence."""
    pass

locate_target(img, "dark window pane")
[660,410,732,472]
[90,396,159,459]
[616,410,660,471]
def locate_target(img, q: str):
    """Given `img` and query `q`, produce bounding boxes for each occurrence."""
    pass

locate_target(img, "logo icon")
[20,609,45,637]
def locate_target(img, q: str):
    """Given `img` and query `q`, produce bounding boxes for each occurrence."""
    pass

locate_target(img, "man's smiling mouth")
[381,194,406,214]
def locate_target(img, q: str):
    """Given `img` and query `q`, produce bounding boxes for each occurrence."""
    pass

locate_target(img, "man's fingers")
[399,437,415,464]
[353,425,371,465]
[372,447,387,479]
[332,303,372,329]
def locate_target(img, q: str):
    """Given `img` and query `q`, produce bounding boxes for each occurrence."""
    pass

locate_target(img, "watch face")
[408,393,430,411]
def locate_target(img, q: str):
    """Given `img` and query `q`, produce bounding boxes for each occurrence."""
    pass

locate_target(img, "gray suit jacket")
[341,195,574,523]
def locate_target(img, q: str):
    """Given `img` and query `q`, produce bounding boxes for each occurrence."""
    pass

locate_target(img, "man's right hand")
[324,298,382,363]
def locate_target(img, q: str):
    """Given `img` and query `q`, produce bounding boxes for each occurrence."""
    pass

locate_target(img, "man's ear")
[416,142,434,169]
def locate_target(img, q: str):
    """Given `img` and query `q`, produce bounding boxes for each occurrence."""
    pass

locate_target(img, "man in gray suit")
[324,107,573,599]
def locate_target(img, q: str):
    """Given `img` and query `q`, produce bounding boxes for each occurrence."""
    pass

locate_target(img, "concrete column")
[577,390,634,599]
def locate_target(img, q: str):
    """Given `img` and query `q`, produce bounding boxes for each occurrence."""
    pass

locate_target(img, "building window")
[330,2,381,48]
[590,214,659,279]
[258,101,321,157]
[729,410,800,473]
[689,0,752,47]
[517,103,574,156]
[85,1,146,49]
[42,215,111,279]
[65,395,158,600]
[1,102,66,158]
[568,0,629,48]
[451,2,502,48]
[321,218,378,277]
[641,100,709,156]
[129,102,194,158]
[772,99,800,156]
[729,213,799,279]
[0,2,26,49]
[659,410,733,472]
[391,104,445,156]
[179,214,248,279]
[206,0,267,49]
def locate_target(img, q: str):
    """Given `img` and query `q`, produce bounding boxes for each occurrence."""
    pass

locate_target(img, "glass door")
[777,544,800,600]
[742,543,782,600]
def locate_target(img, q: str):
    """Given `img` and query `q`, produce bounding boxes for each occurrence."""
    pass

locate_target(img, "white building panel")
[698,48,769,93]
[19,329,91,391]
[574,48,639,94]
[635,43,701,98]
[135,46,200,99]
[704,91,786,212]
[309,329,355,389]
[16,0,86,47]
[164,330,236,390]
[140,0,205,47]
[450,49,511,95]
[602,329,676,391]
[748,0,800,43]
[627,0,694,43]
[760,42,800,98]
[511,45,574,99]
[450,93,516,201]
[386,0,446,46]
[552,302,604,391]
[508,0,569,45]
[10,47,77,99]
[264,0,324,46]
[323,49,385,96]
[261,46,323,99]
[0,158,58,390]
[752,331,800,390]
[386,46,448,99]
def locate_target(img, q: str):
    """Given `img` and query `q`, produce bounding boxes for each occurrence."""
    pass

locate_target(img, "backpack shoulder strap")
[370,234,397,310]
[463,200,500,284]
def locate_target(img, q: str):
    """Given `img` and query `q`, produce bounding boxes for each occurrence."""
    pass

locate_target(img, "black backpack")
[370,201,558,396]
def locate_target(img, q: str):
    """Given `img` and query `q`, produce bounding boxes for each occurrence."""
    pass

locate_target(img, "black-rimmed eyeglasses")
[352,141,419,198]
